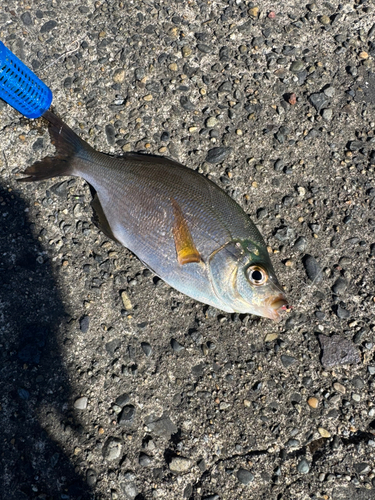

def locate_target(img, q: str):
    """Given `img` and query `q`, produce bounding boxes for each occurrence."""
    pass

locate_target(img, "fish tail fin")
[18,110,93,182]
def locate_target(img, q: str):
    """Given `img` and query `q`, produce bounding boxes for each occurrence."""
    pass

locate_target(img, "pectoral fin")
[91,193,120,244]
[171,198,202,265]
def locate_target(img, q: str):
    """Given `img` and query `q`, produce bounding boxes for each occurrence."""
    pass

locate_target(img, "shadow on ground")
[0,181,92,499]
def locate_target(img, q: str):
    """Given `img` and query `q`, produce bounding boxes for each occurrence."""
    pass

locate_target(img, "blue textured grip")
[0,41,52,119]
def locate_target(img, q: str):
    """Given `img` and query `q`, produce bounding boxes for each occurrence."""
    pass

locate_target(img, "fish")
[19,110,288,321]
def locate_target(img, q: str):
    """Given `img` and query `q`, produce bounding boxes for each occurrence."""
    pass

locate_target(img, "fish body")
[20,111,288,320]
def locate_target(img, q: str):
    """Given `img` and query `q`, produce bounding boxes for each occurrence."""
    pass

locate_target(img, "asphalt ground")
[1,1,375,499]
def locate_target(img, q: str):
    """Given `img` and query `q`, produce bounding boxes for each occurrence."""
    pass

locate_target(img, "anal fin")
[171,198,202,265]
[91,193,120,244]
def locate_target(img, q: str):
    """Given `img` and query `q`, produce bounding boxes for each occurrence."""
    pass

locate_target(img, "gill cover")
[207,241,251,313]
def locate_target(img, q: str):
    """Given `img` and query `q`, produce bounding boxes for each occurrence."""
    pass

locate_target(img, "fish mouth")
[264,294,290,322]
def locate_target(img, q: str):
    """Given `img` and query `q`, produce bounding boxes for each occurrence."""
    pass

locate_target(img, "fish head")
[208,240,288,321]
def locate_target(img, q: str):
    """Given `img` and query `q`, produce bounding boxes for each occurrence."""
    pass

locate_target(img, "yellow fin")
[171,198,202,265]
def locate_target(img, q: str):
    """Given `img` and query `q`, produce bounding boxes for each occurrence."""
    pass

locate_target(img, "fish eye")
[246,265,268,286]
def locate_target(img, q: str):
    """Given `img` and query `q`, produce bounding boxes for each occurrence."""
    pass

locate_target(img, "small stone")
[281,355,297,368]
[121,291,133,311]
[145,413,177,438]
[143,94,153,101]
[40,20,57,33]
[290,60,304,73]
[248,6,259,18]
[307,397,319,409]
[318,427,331,438]
[102,437,122,461]
[265,333,278,342]
[169,457,192,473]
[323,87,335,98]
[206,147,231,164]
[206,117,217,128]
[352,393,361,402]
[237,468,254,485]
[180,96,195,111]
[74,396,88,410]
[171,338,185,352]
[115,393,130,406]
[297,458,310,474]
[354,463,370,474]
[332,277,347,295]
[182,46,192,58]
[105,123,116,145]
[86,468,97,487]
[139,452,152,466]
[113,68,126,83]
[122,483,138,500]
[118,405,135,426]
[197,44,211,54]
[293,236,308,252]
[333,382,346,394]
[79,315,90,333]
[309,93,330,112]
[169,63,178,71]
[21,11,32,26]
[319,15,331,25]
[318,334,361,368]
[336,304,350,319]
[302,254,322,282]
[359,51,369,60]
[141,342,152,357]
[322,108,333,121]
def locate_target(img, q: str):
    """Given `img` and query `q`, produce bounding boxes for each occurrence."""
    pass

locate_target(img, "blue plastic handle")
[0,41,52,118]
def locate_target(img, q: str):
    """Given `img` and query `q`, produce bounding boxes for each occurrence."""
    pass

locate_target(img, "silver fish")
[19,111,288,320]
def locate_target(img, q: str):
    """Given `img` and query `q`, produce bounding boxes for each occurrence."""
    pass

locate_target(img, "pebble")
[86,468,97,487]
[143,94,153,101]
[115,393,130,406]
[122,483,138,500]
[206,117,218,128]
[237,468,254,485]
[265,333,278,342]
[121,291,133,311]
[319,15,331,25]
[205,147,231,164]
[297,458,310,474]
[309,93,330,112]
[79,315,90,333]
[318,334,361,368]
[141,342,152,357]
[302,254,322,282]
[352,393,361,402]
[332,277,347,295]
[74,396,88,410]
[169,457,192,473]
[113,68,126,84]
[105,124,116,145]
[333,382,346,394]
[307,397,319,409]
[322,108,333,121]
[180,96,195,111]
[290,60,304,73]
[171,338,185,352]
[118,405,135,426]
[336,304,350,319]
[139,453,152,466]
[182,46,192,58]
[248,6,259,18]
[359,51,369,60]
[102,437,122,461]
[318,427,331,438]
[145,414,177,438]
[354,463,370,474]
[293,236,308,252]
[281,355,297,368]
